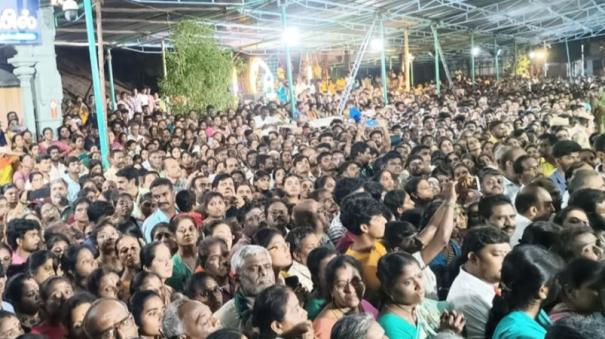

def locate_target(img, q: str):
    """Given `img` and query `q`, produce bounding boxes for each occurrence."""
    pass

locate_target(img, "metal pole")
[379,19,388,104]
[403,29,410,91]
[410,58,414,87]
[565,38,571,78]
[161,40,168,78]
[581,43,585,77]
[494,38,499,81]
[513,39,517,77]
[107,48,117,111]
[95,0,107,115]
[281,5,297,120]
[543,41,547,78]
[471,32,475,85]
[83,0,109,168]
[433,25,440,96]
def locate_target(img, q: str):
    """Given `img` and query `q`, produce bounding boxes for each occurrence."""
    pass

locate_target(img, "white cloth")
[287,261,314,292]
[2,301,14,314]
[49,163,66,182]
[446,268,497,339]
[253,115,280,128]
[62,173,81,203]
[510,214,532,247]
[327,214,346,245]
[412,252,438,300]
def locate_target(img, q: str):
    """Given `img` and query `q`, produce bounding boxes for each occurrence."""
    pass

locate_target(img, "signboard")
[0,0,41,44]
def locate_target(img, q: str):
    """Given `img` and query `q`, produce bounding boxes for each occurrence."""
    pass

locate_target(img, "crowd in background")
[0,74,604,339]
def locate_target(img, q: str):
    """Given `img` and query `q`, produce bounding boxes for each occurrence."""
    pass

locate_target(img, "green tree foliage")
[160,20,235,114]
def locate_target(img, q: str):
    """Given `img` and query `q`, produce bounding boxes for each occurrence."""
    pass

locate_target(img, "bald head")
[163,298,220,339]
[83,298,137,339]
[569,169,605,194]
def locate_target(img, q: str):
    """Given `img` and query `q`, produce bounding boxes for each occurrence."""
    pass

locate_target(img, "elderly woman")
[313,255,378,339]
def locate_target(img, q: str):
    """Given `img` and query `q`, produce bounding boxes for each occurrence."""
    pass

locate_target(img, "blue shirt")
[492,310,551,339]
[62,174,81,203]
[142,209,170,243]
[549,170,566,196]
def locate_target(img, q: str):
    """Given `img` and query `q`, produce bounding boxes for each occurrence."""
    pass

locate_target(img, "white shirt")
[49,163,66,182]
[447,268,496,339]
[510,214,532,247]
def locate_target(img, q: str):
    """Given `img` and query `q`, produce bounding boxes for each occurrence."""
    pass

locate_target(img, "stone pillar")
[10,61,37,137]
[32,5,63,136]
[9,5,63,141]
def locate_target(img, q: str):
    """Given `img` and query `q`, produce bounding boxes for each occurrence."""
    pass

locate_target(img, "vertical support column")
[10,5,64,138]
[494,38,499,81]
[84,0,109,168]
[281,5,298,120]
[95,0,107,114]
[543,41,548,78]
[565,38,571,78]
[12,64,37,137]
[403,29,410,92]
[410,58,414,87]
[344,50,351,72]
[161,40,168,78]
[513,39,517,77]
[471,32,476,85]
[581,43,585,77]
[379,19,388,104]
[432,25,440,96]
[107,48,117,111]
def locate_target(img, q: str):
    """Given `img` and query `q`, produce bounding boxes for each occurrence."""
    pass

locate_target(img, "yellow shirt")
[0,155,17,185]
[346,241,387,296]
[539,158,557,177]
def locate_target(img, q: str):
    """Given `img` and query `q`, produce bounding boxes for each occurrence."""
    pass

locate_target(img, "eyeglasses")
[99,313,135,339]
[334,276,365,291]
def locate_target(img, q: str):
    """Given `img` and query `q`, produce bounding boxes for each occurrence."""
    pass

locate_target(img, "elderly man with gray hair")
[330,314,386,339]
[162,297,221,339]
[214,244,275,331]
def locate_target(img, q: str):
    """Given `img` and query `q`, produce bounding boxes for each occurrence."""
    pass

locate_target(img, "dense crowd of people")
[0,74,605,339]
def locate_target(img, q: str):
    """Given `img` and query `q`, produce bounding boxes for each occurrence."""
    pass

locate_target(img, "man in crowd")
[115,166,145,221]
[550,140,582,195]
[83,298,139,339]
[143,178,177,242]
[511,185,554,246]
[478,194,517,237]
[6,218,41,266]
[214,245,275,330]
[448,226,511,339]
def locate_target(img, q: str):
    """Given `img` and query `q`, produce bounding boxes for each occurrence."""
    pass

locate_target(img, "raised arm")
[417,181,457,264]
